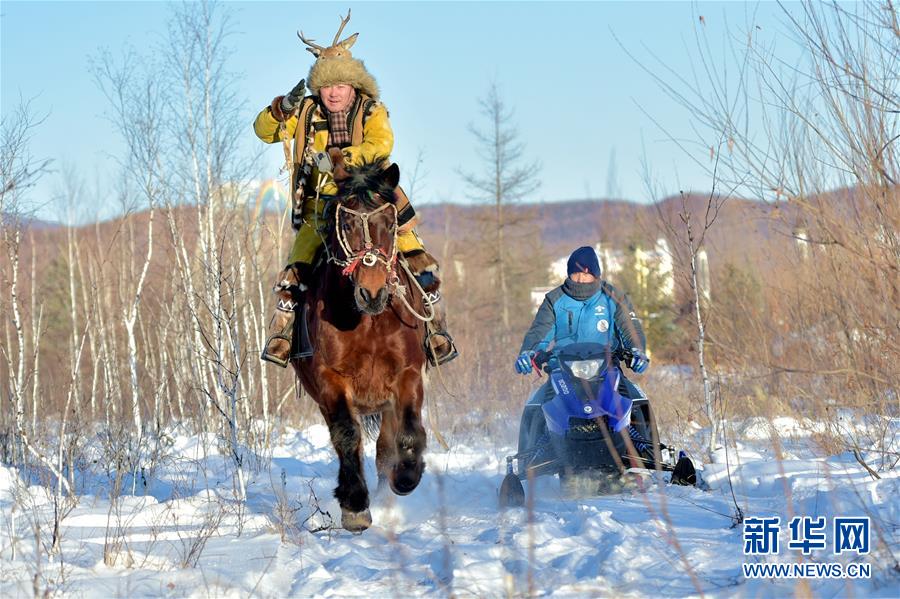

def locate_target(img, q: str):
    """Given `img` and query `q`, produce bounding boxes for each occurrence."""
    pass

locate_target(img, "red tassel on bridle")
[342,257,362,276]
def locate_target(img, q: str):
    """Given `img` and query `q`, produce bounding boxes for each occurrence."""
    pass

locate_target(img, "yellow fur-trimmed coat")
[253,93,392,198]
[254,93,422,264]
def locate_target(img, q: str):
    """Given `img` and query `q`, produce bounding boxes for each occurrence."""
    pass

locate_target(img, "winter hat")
[299,11,380,99]
[567,246,602,277]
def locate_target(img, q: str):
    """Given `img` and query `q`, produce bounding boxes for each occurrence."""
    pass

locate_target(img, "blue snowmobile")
[499,343,699,507]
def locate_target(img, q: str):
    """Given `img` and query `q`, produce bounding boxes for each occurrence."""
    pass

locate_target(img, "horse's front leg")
[375,406,398,495]
[319,391,371,533]
[390,367,427,496]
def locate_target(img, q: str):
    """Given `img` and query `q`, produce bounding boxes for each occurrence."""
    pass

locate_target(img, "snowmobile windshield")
[555,342,615,362]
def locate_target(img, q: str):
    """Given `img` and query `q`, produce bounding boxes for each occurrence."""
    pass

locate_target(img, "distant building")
[634,238,675,299]
[653,238,675,298]
[530,286,555,309]
[210,180,243,208]
[696,247,711,303]
[547,243,625,285]
[599,246,626,277]
[451,259,466,284]
[533,238,678,309]
[548,254,568,283]
[793,226,810,260]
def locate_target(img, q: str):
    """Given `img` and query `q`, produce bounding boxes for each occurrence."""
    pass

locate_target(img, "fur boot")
[404,250,458,366]
[261,264,307,367]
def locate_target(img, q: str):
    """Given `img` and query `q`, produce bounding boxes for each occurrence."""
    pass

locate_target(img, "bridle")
[331,200,399,277]
[312,176,435,322]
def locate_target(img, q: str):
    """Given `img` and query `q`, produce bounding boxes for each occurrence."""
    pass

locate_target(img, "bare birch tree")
[0,101,74,496]
[641,0,899,460]
[1,100,51,464]
[160,0,266,498]
[91,46,164,433]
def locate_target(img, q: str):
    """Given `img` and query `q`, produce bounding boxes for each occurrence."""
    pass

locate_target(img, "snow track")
[1,420,897,597]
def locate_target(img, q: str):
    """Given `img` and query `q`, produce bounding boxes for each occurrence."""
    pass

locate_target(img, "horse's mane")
[338,162,397,210]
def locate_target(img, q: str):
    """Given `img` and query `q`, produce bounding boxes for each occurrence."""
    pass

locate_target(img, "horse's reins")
[392,259,436,322]
[308,175,436,323]
[333,202,398,275]
[338,202,437,323]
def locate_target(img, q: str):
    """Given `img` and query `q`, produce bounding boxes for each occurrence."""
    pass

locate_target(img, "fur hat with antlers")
[299,10,379,100]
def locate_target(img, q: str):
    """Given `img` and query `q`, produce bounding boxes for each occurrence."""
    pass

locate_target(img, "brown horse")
[293,162,431,532]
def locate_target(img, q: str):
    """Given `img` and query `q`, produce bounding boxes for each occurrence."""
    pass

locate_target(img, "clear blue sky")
[2,1,800,223]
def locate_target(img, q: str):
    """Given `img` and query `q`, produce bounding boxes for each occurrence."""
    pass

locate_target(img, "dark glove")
[628,348,649,374]
[280,79,306,114]
[515,351,535,375]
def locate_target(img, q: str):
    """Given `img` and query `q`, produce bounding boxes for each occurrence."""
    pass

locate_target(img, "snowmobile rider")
[515,246,650,402]
[253,12,457,368]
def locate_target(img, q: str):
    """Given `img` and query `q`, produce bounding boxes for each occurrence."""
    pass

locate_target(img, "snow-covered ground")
[1,417,898,598]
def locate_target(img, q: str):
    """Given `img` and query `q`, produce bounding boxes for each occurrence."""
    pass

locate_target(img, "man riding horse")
[254,11,457,368]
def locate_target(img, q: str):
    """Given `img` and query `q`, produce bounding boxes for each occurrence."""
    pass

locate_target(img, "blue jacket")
[520,279,646,354]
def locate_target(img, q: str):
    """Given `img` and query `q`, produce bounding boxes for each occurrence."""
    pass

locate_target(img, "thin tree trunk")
[67,226,81,418]
[496,200,510,331]
[684,214,718,457]
[77,251,99,419]
[30,241,42,430]
[9,227,27,464]
[251,272,270,445]
[124,207,154,432]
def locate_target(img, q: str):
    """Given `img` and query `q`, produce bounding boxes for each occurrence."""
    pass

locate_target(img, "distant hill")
[414,194,801,272]
[1,212,61,230]
[9,190,819,296]
[6,185,820,275]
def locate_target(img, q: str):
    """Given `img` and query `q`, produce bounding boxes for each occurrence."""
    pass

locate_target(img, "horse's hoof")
[390,466,423,496]
[341,508,372,533]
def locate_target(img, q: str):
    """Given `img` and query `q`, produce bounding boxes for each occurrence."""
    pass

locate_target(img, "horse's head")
[330,162,401,315]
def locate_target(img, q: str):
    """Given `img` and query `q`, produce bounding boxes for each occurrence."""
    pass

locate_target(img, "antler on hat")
[297,9,379,99]
[297,9,358,59]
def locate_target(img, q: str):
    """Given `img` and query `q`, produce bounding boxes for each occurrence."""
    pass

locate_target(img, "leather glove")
[328,147,350,181]
[628,348,649,374]
[515,351,535,375]
[280,78,306,114]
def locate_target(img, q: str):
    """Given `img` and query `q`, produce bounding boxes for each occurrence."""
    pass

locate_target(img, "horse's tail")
[361,413,382,440]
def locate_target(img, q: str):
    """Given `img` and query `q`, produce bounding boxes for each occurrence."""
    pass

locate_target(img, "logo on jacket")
[594,305,606,316]
[597,319,609,333]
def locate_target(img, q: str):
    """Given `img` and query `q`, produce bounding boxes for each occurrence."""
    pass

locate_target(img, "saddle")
[288,248,447,363]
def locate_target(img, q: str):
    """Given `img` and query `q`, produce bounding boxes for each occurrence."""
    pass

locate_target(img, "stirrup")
[261,334,292,368]
[261,300,298,368]
[424,329,459,367]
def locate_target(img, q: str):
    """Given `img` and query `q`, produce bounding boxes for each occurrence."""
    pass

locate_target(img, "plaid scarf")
[324,91,356,148]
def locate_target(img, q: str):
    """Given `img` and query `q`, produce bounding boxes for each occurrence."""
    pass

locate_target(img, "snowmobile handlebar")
[532,347,632,373]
